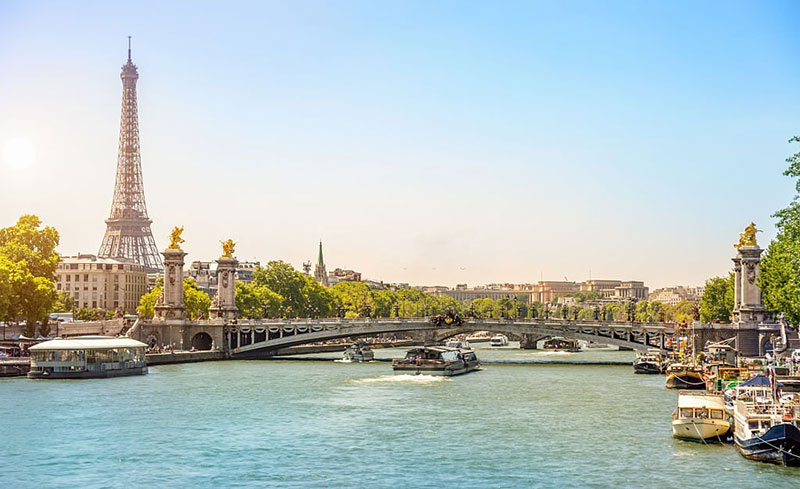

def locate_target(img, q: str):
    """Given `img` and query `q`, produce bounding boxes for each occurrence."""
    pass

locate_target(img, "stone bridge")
[224,318,673,357]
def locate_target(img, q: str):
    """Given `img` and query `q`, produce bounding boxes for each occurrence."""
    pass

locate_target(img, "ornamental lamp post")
[512,296,518,320]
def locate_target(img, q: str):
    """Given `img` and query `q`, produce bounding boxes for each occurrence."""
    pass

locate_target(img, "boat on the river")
[542,337,580,352]
[27,336,147,379]
[705,367,749,392]
[341,344,374,363]
[465,333,491,343]
[633,349,663,374]
[489,334,509,347]
[392,346,480,376]
[665,363,705,390]
[733,374,800,466]
[445,339,471,349]
[672,391,731,442]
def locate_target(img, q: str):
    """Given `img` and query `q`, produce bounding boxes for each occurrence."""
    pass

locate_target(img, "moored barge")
[28,336,148,379]
[732,374,800,465]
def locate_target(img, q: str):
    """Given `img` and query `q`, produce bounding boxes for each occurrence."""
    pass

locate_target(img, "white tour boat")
[341,344,375,363]
[489,334,509,347]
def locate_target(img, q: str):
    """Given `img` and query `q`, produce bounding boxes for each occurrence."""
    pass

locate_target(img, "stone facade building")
[55,254,147,313]
[580,279,648,300]
[186,260,260,296]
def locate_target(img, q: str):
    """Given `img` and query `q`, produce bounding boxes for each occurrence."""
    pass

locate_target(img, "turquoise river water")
[2,344,800,488]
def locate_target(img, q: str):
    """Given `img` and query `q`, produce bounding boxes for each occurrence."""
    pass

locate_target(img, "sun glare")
[2,138,36,170]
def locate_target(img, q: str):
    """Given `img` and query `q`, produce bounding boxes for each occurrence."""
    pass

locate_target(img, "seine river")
[3,345,799,488]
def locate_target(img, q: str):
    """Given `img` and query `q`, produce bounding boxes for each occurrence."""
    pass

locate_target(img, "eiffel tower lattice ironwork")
[98,38,163,273]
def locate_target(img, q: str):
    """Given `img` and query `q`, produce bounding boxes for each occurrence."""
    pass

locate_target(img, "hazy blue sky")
[1,1,798,288]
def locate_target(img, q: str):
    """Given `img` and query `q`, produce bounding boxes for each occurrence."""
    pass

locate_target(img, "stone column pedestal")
[155,248,187,321]
[519,334,538,349]
[210,257,238,320]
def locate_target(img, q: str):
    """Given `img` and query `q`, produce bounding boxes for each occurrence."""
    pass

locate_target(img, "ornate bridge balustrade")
[226,318,674,357]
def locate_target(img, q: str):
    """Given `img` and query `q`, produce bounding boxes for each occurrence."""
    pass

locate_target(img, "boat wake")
[352,374,451,385]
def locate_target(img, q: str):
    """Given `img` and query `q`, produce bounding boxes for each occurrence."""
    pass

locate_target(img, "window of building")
[84,274,88,281]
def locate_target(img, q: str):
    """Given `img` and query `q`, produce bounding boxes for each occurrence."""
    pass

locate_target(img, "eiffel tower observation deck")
[98,38,163,273]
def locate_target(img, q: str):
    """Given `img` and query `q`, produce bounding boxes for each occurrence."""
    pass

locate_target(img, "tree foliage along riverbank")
[759,136,800,328]
[698,274,735,323]
[0,215,62,336]
[229,260,700,324]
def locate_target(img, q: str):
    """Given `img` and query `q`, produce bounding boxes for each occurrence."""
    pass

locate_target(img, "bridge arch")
[192,332,213,351]
[228,319,670,357]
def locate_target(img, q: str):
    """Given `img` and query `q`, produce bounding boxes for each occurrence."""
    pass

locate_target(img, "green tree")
[137,286,160,319]
[331,281,375,317]
[0,215,60,332]
[669,300,695,325]
[0,215,60,279]
[759,136,800,327]
[235,281,284,319]
[54,290,75,312]
[373,290,397,317]
[184,279,211,319]
[699,274,734,323]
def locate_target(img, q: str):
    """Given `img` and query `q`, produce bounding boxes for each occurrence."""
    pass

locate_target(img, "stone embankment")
[146,350,225,365]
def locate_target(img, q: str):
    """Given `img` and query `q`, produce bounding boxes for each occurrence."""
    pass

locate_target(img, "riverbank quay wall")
[147,350,225,365]
[128,319,226,352]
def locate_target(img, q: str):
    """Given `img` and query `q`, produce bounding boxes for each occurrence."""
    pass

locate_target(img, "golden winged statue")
[168,226,185,249]
[734,222,761,249]
[221,239,236,258]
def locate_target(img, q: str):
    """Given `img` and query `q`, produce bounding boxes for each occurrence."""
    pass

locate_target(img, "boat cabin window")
[679,408,693,418]
[441,351,460,362]
[710,409,723,420]
[748,421,760,431]
[695,409,708,419]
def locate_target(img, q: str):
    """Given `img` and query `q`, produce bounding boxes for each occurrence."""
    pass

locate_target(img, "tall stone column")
[210,240,239,320]
[731,223,770,356]
[155,248,187,321]
[732,257,742,321]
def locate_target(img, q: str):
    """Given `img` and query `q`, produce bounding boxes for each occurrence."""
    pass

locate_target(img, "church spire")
[314,241,329,287]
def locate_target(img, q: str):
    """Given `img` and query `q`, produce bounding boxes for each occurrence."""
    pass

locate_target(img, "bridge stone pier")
[519,334,539,349]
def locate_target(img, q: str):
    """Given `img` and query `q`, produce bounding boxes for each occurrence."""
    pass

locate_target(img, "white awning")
[29,336,147,351]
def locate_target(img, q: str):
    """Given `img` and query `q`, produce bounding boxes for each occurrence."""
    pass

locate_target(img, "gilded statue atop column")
[221,239,236,258]
[734,222,761,249]
[168,226,185,249]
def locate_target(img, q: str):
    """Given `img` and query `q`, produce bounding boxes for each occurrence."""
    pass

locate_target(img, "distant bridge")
[225,318,674,357]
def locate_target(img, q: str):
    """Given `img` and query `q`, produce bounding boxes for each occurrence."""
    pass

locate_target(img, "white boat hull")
[672,419,730,441]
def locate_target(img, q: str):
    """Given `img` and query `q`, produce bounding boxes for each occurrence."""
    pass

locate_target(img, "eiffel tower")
[98,38,163,273]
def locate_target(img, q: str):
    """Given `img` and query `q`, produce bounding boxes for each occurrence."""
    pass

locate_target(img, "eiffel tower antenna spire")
[98,39,163,272]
